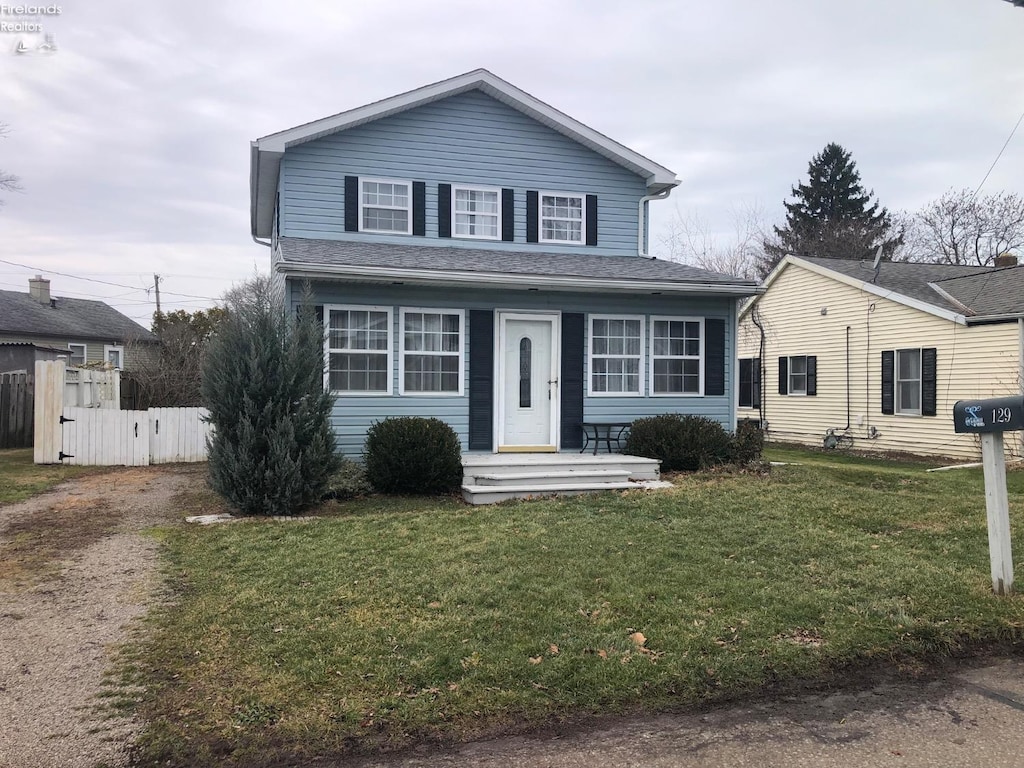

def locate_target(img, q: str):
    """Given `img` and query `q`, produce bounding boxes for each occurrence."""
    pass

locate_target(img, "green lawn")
[0,448,101,504]
[122,448,1024,766]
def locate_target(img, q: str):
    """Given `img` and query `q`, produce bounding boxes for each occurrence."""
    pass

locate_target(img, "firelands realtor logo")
[2,4,61,55]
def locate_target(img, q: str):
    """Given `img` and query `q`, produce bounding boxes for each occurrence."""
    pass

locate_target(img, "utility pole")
[153,273,162,316]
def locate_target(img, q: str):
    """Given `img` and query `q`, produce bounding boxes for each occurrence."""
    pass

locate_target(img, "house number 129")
[992,407,1012,424]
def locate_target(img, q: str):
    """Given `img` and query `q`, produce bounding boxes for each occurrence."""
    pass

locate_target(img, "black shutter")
[344,176,359,232]
[412,181,426,236]
[704,318,725,396]
[526,190,539,243]
[501,188,515,242]
[585,194,598,246]
[778,357,789,395]
[437,184,452,238]
[752,357,761,409]
[806,355,817,397]
[560,313,585,449]
[739,358,753,408]
[468,310,494,450]
[922,347,937,417]
[881,350,895,415]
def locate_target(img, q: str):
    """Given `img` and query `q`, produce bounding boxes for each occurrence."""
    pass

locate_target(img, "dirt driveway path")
[0,465,197,768]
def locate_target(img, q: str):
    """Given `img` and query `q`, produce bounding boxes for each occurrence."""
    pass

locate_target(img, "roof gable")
[0,289,156,342]
[745,256,1024,325]
[251,69,678,238]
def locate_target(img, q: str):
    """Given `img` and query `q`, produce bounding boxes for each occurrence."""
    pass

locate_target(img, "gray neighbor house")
[250,70,762,500]
[0,276,156,372]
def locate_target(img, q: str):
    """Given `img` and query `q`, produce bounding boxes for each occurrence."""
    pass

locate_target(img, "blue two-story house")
[250,69,760,478]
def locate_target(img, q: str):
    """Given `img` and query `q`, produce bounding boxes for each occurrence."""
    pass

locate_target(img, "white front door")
[498,312,559,451]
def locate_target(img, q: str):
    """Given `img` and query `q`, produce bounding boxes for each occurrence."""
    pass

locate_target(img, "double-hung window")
[589,315,644,396]
[789,356,808,395]
[326,305,392,394]
[452,186,499,239]
[651,317,703,395]
[360,178,411,234]
[104,345,124,369]
[540,193,584,244]
[779,355,817,396]
[896,349,921,415]
[400,309,464,395]
[68,343,86,367]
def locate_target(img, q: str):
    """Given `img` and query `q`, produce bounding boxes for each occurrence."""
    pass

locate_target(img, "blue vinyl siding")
[292,280,736,457]
[279,90,647,256]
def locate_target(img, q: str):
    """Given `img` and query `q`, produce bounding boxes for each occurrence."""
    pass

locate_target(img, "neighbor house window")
[896,348,921,415]
[651,317,703,395]
[326,305,392,394]
[589,315,644,396]
[104,345,124,369]
[778,355,817,396]
[738,357,761,408]
[360,178,411,234]
[68,343,86,366]
[399,308,463,395]
[540,192,584,244]
[453,186,500,239]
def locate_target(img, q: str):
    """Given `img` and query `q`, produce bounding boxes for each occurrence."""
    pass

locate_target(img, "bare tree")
[897,188,1024,265]
[0,123,23,205]
[661,202,770,280]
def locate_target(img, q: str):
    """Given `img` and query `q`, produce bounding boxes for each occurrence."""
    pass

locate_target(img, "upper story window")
[326,305,392,394]
[540,193,584,244]
[453,186,500,240]
[651,317,702,395]
[68,343,86,367]
[588,315,644,396]
[361,178,411,234]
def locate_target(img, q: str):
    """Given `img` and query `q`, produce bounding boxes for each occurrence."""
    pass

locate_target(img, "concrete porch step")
[470,468,633,487]
[462,480,673,506]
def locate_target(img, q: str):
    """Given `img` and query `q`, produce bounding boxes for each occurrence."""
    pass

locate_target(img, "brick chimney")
[994,253,1018,268]
[28,275,51,305]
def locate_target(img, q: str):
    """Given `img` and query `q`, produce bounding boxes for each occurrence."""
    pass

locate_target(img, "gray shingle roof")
[279,238,759,289]
[0,289,156,342]
[798,257,996,314]
[933,267,1024,317]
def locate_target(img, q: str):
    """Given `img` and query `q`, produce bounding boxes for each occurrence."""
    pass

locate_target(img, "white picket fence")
[33,360,213,466]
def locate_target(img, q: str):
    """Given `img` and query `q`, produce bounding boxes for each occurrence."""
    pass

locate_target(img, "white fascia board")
[277,260,764,298]
[739,256,967,325]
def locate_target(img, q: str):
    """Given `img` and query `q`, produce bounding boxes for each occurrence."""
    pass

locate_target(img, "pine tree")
[759,143,902,277]
[201,276,339,515]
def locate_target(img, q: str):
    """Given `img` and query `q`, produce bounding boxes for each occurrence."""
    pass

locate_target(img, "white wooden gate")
[149,407,212,463]
[60,407,150,466]
[33,360,212,466]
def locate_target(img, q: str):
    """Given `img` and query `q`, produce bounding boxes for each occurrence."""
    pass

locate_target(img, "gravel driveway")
[0,465,198,768]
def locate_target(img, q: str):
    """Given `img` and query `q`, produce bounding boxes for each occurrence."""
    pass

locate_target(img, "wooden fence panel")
[34,360,65,463]
[1,372,33,449]
[61,407,149,466]
[149,407,211,463]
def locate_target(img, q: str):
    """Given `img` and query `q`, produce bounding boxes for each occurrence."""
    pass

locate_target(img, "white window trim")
[587,314,646,397]
[398,307,465,397]
[359,177,412,235]
[895,347,923,416]
[787,355,808,396]
[324,304,394,396]
[650,316,704,397]
[539,190,586,245]
[67,342,87,367]
[103,344,124,370]
[451,185,501,241]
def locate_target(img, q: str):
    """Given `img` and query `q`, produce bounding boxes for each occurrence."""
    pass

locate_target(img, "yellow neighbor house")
[738,255,1024,461]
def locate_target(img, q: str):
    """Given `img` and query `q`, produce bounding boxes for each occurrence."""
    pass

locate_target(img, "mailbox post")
[953,395,1024,595]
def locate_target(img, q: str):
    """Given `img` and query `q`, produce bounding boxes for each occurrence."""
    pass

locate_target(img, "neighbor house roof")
[251,69,679,238]
[277,238,762,298]
[746,256,1024,325]
[0,289,156,342]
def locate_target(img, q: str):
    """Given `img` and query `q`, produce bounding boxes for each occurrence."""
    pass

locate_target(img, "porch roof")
[277,238,763,298]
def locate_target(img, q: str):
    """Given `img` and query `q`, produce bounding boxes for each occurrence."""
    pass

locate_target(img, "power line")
[0,257,218,301]
[974,105,1024,195]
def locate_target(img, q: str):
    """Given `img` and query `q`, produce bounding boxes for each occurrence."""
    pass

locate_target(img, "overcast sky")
[2,0,1022,326]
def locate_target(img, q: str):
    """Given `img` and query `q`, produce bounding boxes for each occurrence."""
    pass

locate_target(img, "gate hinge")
[58,451,74,461]
[59,414,75,424]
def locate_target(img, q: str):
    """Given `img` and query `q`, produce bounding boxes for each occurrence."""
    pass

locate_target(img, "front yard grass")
[123,449,1024,766]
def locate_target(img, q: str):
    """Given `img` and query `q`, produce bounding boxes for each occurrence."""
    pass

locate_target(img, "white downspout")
[638,189,673,257]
